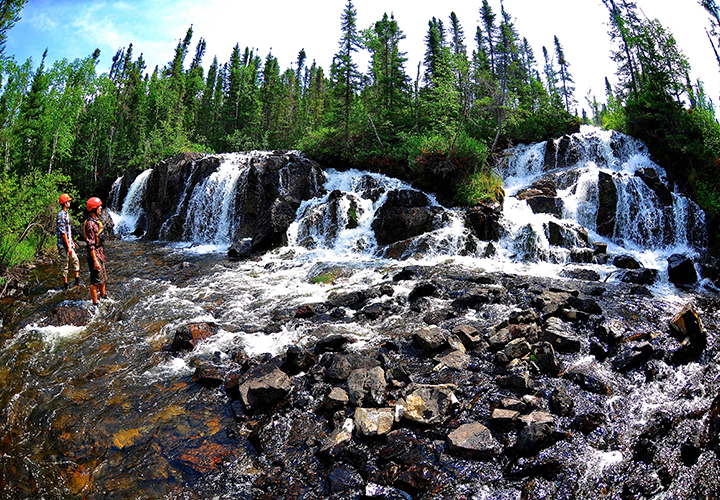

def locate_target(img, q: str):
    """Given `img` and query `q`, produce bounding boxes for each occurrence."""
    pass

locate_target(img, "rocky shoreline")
[163,261,720,499]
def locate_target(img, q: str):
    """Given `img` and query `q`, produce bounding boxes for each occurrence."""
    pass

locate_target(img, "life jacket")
[83,216,105,249]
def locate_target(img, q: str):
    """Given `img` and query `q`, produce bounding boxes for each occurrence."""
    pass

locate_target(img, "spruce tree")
[554,36,575,113]
[332,0,362,146]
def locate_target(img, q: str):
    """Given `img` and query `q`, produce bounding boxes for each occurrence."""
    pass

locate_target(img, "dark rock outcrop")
[371,189,442,246]
[597,171,617,238]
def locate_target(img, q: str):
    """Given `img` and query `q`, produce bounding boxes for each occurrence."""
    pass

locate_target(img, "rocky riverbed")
[158,257,720,499]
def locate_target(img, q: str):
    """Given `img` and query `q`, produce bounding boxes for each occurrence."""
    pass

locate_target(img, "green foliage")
[455,165,504,205]
[310,270,341,285]
[0,169,71,271]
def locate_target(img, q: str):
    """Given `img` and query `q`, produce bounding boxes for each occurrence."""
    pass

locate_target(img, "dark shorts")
[88,261,107,285]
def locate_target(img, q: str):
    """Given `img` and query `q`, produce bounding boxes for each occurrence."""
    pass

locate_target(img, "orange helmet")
[86,197,102,211]
[59,193,71,205]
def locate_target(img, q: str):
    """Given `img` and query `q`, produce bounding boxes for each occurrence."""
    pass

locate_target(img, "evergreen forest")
[2,0,720,290]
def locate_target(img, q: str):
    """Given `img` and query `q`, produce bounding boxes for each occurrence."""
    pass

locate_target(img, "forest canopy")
[1,0,720,279]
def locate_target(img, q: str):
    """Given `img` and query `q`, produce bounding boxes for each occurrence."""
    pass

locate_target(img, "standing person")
[56,193,80,291]
[83,197,107,306]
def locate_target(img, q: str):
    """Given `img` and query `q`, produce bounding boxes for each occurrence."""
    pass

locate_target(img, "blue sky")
[6,0,720,115]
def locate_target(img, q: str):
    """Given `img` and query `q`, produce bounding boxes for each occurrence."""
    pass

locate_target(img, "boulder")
[614,254,642,269]
[446,423,502,460]
[318,387,350,413]
[413,325,448,352]
[669,305,707,365]
[667,254,698,285]
[533,342,563,376]
[169,322,219,352]
[401,385,459,425]
[325,352,381,380]
[192,363,224,388]
[347,366,387,407]
[227,238,252,260]
[541,317,583,353]
[465,201,502,241]
[319,418,354,458]
[525,196,562,218]
[635,168,673,206]
[596,171,617,238]
[549,386,574,416]
[516,423,555,457]
[354,407,394,436]
[371,189,441,246]
[238,364,292,412]
[621,268,658,286]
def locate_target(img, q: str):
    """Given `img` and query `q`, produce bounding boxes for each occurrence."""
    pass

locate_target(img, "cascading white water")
[501,126,706,267]
[181,153,251,245]
[114,169,153,237]
[108,176,123,213]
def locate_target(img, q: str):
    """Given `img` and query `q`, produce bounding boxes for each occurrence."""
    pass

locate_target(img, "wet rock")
[596,171,617,238]
[572,412,605,435]
[315,335,352,355]
[503,338,531,360]
[497,367,534,393]
[169,322,219,352]
[621,268,658,286]
[565,367,612,395]
[614,254,642,269]
[465,201,502,241]
[382,463,440,497]
[371,189,441,246]
[546,220,589,248]
[451,324,483,349]
[490,408,520,425]
[541,317,582,353]
[519,411,555,427]
[347,367,387,407]
[401,385,459,425]
[434,350,471,370]
[408,281,438,302]
[238,364,292,412]
[565,296,602,315]
[227,238,252,260]
[446,422,502,460]
[325,353,381,381]
[328,290,371,310]
[451,290,492,309]
[516,422,555,457]
[393,267,420,281]
[507,455,563,480]
[612,342,654,372]
[413,326,447,352]
[328,466,364,493]
[667,253,698,285]
[41,301,95,327]
[533,342,562,376]
[635,167,673,206]
[560,268,601,281]
[318,387,349,413]
[354,407,394,436]
[525,195,562,217]
[319,418,354,458]
[192,363,224,388]
[549,386,574,417]
[294,304,316,318]
[594,318,624,345]
[669,305,707,365]
[282,346,317,375]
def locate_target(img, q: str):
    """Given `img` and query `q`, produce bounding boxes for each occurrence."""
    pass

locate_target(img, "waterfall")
[114,169,153,237]
[108,176,123,213]
[500,126,706,265]
[181,153,251,245]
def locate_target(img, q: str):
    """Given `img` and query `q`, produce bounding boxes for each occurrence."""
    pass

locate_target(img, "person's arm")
[85,221,101,270]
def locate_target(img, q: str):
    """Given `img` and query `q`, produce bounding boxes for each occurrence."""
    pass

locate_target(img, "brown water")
[0,240,256,499]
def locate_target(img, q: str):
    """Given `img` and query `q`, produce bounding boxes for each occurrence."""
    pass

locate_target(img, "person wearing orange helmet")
[83,197,107,306]
[56,193,80,291]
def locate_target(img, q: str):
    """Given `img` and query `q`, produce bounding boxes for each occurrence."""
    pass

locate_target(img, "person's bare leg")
[90,284,98,304]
